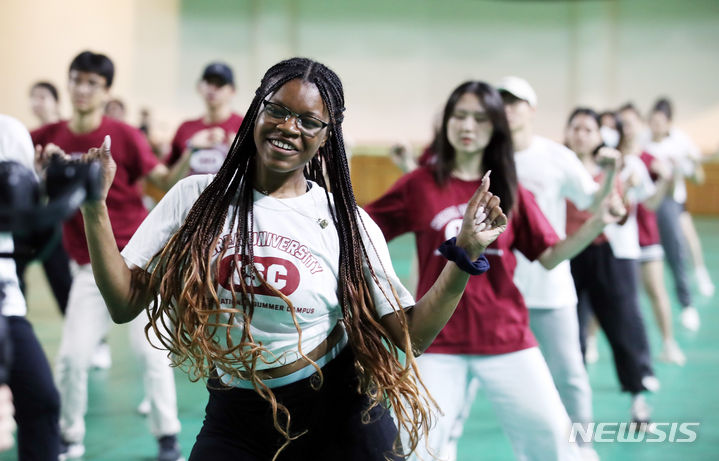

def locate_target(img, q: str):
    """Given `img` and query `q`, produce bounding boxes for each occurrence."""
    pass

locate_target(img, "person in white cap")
[496,76,620,461]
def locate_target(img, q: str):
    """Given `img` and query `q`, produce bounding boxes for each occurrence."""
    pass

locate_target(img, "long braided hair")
[133,57,433,459]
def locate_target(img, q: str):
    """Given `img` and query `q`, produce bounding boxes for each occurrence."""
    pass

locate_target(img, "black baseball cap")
[201,62,234,86]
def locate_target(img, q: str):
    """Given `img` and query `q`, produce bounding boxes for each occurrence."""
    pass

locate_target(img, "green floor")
[3,218,718,460]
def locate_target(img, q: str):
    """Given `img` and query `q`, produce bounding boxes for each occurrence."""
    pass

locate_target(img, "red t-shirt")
[637,152,660,247]
[165,113,244,174]
[32,117,159,264]
[365,167,559,355]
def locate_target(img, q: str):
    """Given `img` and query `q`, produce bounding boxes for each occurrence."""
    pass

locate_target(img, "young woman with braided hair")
[76,57,508,460]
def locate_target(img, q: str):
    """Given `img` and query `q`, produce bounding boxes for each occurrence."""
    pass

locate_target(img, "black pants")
[7,316,61,461]
[571,242,654,393]
[189,347,401,461]
[15,237,72,315]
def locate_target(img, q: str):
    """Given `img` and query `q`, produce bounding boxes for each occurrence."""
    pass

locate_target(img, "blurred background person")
[29,81,61,128]
[164,61,243,178]
[565,107,658,424]
[617,103,685,365]
[31,50,183,461]
[104,98,127,122]
[643,98,709,332]
[499,76,619,461]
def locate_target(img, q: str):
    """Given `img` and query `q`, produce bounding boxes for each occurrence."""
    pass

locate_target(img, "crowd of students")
[0,50,713,461]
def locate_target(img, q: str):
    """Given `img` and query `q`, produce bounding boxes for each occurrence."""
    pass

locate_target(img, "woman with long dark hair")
[565,107,658,424]
[367,82,622,461]
[75,58,508,460]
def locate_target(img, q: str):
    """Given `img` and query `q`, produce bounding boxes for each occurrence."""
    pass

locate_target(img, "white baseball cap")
[496,76,537,108]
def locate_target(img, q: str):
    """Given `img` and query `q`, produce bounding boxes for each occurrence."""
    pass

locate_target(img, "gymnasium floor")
[3,218,717,460]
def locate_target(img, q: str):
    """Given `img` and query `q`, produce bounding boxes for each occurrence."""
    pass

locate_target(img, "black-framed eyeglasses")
[261,100,329,137]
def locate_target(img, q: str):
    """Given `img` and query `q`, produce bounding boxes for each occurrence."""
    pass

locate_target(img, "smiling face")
[446,92,493,157]
[253,78,329,181]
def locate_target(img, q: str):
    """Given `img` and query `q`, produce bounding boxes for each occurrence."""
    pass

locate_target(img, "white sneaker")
[641,376,661,392]
[585,334,599,364]
[90,341,112,370]
[631,394,652,424]
[137,397,151,416]
[695,266,715,297]
[680,307,700,332]
[59,440,85,460]
[659,339,686,366]
[579,445,600,461]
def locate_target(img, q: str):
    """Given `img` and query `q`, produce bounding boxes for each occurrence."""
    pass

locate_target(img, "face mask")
[600,126,620,148]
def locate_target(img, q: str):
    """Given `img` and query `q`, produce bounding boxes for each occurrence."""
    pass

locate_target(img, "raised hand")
[598,191,628,225]
[188,127,226,150]
[596,146,621,170]
[455,171,508,259]
[82,135,116,202]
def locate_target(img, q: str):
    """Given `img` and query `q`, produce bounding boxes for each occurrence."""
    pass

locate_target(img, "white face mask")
[600,125,620,148]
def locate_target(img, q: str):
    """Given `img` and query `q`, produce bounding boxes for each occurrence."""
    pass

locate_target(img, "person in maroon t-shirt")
[32,50,183,461]
[366,81,623,461]
[165,62,244,178]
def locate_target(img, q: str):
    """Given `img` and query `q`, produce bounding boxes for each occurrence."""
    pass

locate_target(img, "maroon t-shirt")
[166,113,244,174]
[365,166,558,355]
[637,151,660,247]
[32,117,159,264]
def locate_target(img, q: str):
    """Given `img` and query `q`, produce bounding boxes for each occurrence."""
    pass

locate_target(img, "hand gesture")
[82,136,116,202]
[455,171,508,259]
[34,143,69,173]
[389,142,418,173]
[649,158,671,181]
[598,191,628,225]
[188,127,226,150]
[596,146,621,170]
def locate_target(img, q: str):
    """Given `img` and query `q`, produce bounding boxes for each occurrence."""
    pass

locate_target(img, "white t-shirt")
[642,128,700,204]
[0,114,35,317]
[604,155,656,260]
[513,136,599,309]
[121,175,414,386]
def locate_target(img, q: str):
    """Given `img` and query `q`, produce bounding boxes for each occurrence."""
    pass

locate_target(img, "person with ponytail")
[366,82,624,461]
[76,57,507,460]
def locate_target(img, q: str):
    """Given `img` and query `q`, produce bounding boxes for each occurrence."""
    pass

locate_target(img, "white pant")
[55,263,181,443]
[529,305,593,428]
[408,348,580,461]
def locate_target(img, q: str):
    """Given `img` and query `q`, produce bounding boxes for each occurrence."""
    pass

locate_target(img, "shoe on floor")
[695,266,715,297]
[680,307,700,332]
[137,397,151,416]
[631,394,652,424]
[90,341,112,370]
[585,334,599,364]
[158,434,184,461]
[641,375,661,392]
[659,339,686,366]
[59,440,85,460]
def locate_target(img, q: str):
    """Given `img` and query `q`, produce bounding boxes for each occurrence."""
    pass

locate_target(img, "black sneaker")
[157,435,183,461]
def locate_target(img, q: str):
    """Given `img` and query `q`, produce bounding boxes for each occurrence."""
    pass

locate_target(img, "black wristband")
[438,237,490,276]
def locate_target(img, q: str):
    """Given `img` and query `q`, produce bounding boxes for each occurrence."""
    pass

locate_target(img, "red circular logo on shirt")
[218,255,301,297]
